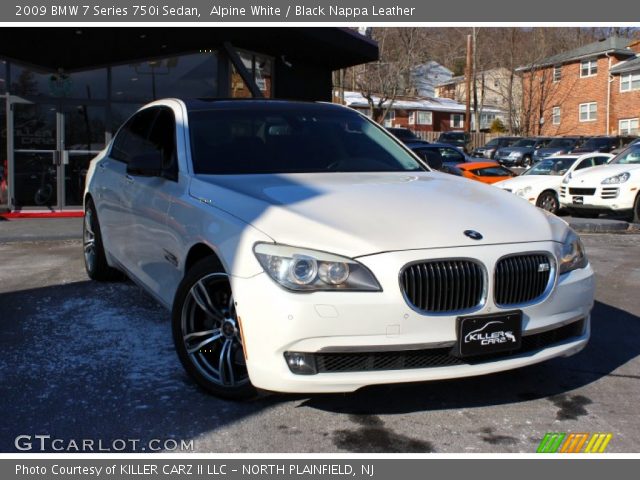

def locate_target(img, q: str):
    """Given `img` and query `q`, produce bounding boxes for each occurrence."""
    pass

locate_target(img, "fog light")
[284,352,317,375]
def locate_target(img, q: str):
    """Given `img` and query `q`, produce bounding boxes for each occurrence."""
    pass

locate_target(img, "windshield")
[486,139,499,147]
[189,107,426,174]
[610,145,640,165]
[546,138,575,148]
[512,138,536,148]
[523,157,575,176]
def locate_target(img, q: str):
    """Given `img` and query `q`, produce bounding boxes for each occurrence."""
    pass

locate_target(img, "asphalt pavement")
[0,230,639,453]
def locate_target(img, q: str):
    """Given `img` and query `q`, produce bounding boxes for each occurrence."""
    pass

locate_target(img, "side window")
[440,147,464,162]
[575,159,592,170]
[594,156,610,165]
[110,108,158,163]
[148,107,178,176]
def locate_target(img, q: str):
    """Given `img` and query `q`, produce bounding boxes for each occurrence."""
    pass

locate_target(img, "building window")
[410,111,432,125]
[231,50,273,98]
[580,58,598,77]
[620,72,640,92]
[450,113,464,128]
[553,65,562,82]
[552,106,561,125]
[579,102,597,122]
[619,118,639,135]
[383,110,395,127]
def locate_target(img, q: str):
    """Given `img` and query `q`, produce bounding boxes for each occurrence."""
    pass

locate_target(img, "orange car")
[456,161,516,184]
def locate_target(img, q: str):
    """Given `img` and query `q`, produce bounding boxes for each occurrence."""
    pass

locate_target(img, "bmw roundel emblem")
[464,230,483,240]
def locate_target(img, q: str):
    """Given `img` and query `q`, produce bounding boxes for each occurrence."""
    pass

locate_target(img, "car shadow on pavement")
[0,279,283,453]
[297,300,640,415]
[0,278,637,452]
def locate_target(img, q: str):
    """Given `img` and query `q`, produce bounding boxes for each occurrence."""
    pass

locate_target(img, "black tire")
[632,193,640,224]
[172,257,256,400]
[536,191,559,215]
[83,199,123,281]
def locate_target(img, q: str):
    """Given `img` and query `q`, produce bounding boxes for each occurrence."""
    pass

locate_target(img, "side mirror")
[126,152,163,177]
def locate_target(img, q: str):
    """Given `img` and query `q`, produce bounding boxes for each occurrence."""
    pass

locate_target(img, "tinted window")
[473,166,513,177]
[110,108,158,163]
[594,156,610,165]
[486,139,499,147]
[512,138,536,147]
[546,138,576,148]
[189,108,425,174]
[581,138,613,149]
[148,108,177,173]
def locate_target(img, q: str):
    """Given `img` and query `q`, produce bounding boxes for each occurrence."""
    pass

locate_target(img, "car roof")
[181,98,353,113]
[408,142,458,149]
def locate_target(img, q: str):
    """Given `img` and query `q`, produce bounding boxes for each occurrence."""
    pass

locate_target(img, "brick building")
[518,37,640,136]
[342,91,503,132]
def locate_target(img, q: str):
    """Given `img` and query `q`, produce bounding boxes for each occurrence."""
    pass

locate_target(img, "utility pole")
[464,34,472,133]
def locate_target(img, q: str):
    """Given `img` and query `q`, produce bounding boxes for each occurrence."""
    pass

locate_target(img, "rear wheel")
[172,258,256,399]
[632,193,640,224]
[83,199,123,281]
[536,191,559,215]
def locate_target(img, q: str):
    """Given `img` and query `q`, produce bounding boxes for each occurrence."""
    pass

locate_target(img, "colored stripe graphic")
[584,433,613,453]
[537,433,566,453]
[537,433,613,453]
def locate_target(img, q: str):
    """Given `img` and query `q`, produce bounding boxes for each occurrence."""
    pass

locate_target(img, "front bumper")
[559,184,637,212]
[231,242,594,393]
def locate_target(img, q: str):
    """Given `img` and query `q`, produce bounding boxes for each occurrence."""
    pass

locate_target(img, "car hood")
[190,172,562,258]
[497,147,531,155]
[494,174,561,190]
[536,147,567,156]
[567,163,640,183]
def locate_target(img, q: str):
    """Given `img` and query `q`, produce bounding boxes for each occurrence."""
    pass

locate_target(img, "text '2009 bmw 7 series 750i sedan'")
[83,99,594,399]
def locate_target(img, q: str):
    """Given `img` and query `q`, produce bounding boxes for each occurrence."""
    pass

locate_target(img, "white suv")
[83,99,595,399]
[560,144,640,222]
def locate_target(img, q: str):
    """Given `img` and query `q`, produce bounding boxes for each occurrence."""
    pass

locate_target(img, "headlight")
[515,186,532,197]
[558,230,588,274]
[601,172,630,184]
[253,243,381,292]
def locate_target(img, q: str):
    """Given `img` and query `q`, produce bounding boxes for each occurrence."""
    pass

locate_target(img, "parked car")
[560,143,640,222]
[472,136,521,159]
[437,131,472,153]
[494,153,613,214]
[610,137,640,155]
[495,137,553,167]
[571,136,636,155]
[386,127,429,145]
[532,136,585,163]
[456,162,516,184]
[84,99,594,398]
[406,142,473,169]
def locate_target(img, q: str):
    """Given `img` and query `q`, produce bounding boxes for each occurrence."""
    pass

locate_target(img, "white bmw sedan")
[494,153,613,214]
[83,99,595,399]
[560,144,640,222]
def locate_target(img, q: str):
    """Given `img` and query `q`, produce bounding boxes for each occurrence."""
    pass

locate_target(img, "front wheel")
[172,258,256,399]
[631,193,640,224]
[536,191,559,215]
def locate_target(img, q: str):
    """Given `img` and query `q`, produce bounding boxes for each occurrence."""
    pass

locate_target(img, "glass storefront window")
[10,64,107,99]
[231,51,273,98]
[0,60,7,95]
[1,102,7,206]
[111,52,218,102]
[110,103,143,135]
[64,105,106,151]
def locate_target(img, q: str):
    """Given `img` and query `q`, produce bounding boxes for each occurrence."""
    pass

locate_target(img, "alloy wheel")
[83,208,96,273]
[180,273,249,388]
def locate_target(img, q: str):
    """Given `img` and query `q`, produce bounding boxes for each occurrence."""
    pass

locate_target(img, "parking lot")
[0,221,639,453]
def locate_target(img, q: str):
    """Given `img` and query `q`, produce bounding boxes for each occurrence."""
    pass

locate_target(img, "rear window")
[188,108,426,174]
